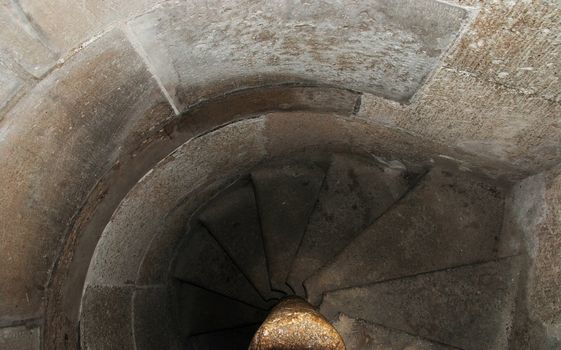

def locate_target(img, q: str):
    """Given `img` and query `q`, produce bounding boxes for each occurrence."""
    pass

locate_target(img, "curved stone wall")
[0,0,560,349]
[77,110,449,349]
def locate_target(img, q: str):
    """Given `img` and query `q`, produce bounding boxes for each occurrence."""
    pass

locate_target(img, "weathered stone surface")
[78,113,449,349]
[80,285,134,349]
[86,119,267,287]
[0,325,40,350]
[305,167,510,304]
[262,111,522,182]
[251,162,325,294]
[0,63,24,114]
[42,87,362,348]
[52,106,543,349]
[544,324,561,350]
[128,0,467,110]
[135,179,242,287]
[321,258,521,350]
[180,85,359,123]
[0,1,557,348]
[333,314,458,350]
[77,112,472,348]
[173,225,268,308]
[81,0,160,25]
[175,283,267,337]
[413,70,561,171]
[17,0,159,52]
[527,170,561,328]
[0,1,58,77]
[358,68,561,173]
[133,287,181,350]
[0,28,171,320]
[511,168,561,337]
[287,153,415,295]
[446,1,561,103]
[17,0,94,52]
[199,180,274,299]
[356,0,561,173]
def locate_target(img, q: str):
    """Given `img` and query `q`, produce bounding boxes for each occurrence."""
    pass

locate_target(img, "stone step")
[173,225,269,309]
[199,179,276,300]
[287,153,417,296]
[251,162,325,294]
[332,313,460,350]
[185,324,258,350]
[305,167,509,304]
[320,258,521,350]
[176,283,267,337]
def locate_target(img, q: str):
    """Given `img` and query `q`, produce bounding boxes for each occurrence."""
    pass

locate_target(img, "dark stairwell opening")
[166,151,521,349]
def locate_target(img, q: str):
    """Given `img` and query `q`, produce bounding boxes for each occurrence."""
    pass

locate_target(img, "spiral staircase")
[2,0,561,349]
[171,152,520,350]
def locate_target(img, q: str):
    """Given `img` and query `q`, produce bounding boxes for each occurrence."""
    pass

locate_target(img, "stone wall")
[0,0,560,348]
[508,167,561,349]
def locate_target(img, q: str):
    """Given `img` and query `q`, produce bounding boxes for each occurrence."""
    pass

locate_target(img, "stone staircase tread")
[333,313,461,350]
[173,224,269,309]
[320,257,521,350]
[185,324,259,350]
[251,162,325,294]
[305,167,509,304]
[199,179,273,299]
[287,153,418,296]
[176,283,267,337]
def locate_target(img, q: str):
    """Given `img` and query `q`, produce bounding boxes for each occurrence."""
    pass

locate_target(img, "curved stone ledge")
[43,85,360,348]
[0,28,172,323]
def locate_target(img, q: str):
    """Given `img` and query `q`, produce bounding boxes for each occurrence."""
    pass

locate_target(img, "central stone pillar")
[249,296,346,350]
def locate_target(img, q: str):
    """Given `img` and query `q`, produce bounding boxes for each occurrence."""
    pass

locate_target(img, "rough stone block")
[0,1,58,77]
[133,287,180,350]
[128,0,468,111]
[530,170,561,328]
[17,0,94,52]
[262,111,523,181]
[352,1,561,175]
[176,283,267,336]
[321,258,521,350]
[512,169,561,328]
[173,225,268,308]
[333,314,456,350]
[134,180,230,286]
[305,167,509,303]
[358,68,561,173]
[0,28,171,320]
[505,168,561,350]
[447,1,561,102]
[0,162,65,322]
[287,153,414,295]
[87,119,267,287]
[82,0,160,24]
[199,180,273,298]
[251,162,325,294]
[0,325,40,350]
[17,0,159,52]
[80,285,134,349]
